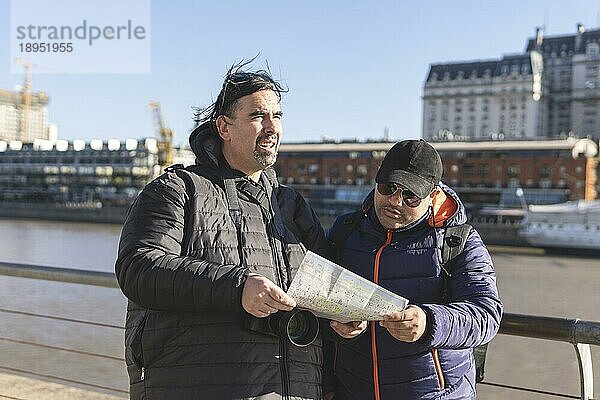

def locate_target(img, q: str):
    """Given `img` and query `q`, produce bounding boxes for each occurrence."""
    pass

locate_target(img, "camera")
[244,309,319,347]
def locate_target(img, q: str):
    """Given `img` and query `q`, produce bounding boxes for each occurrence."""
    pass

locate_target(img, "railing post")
[573,342,594,400]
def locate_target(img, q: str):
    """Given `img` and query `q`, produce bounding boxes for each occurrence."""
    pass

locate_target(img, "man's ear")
[215,115,230,141]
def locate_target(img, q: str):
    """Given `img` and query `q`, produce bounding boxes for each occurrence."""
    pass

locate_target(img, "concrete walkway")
[0,371,126,400]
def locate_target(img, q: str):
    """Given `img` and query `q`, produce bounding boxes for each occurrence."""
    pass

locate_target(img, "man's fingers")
[331,320,367,338]
[242,274,297,316]
[268,287,296,309]
[379,320,413,329]
[353,320,368,330]
[383,310,408,321]
[380,305,427,342]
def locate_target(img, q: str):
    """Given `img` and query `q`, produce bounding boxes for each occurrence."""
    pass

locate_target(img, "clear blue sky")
[2,0,600,145]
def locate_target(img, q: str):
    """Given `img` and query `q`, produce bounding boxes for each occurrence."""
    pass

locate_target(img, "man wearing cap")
[326,139,502,399]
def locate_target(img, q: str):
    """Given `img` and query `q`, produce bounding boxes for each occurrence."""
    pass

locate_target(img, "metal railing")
[483,313,599,400]
[0,261,118,288]
[0,261,599,399]
[0,261,125,397]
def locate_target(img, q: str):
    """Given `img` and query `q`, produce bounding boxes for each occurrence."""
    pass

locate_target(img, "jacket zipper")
[371,230,392,400]
[280,338,290,400]
[432,349,445,389]
[140,366,145,381]
[266,220,290,399]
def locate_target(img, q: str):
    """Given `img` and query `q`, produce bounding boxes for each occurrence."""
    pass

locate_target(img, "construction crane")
[13,57,57,143]
[148,101,174,168]
[13,57,33,143]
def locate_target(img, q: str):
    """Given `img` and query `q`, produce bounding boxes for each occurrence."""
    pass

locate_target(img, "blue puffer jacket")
[328,184,502,400]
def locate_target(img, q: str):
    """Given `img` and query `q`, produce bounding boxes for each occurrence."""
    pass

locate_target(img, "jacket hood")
[189,121,224,170]
[429,182,467,227]
[361,181,467,231]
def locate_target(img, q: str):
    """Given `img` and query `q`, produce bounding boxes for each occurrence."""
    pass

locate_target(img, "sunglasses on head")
[376,183,424,207]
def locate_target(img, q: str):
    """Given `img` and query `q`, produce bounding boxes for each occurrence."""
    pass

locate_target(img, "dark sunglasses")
[376,183,423,207]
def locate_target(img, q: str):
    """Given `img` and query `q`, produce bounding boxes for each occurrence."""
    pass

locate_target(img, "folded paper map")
[287,251,409,323]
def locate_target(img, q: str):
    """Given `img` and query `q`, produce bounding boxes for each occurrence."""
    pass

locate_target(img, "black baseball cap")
[375,139,443,198]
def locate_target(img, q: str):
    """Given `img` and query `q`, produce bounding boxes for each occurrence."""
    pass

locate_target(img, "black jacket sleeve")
[115,172,247,312]
[277,184,330,258]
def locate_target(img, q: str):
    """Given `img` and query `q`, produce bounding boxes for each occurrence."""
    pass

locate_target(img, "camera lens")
[246,309,319,347]
[282,310,319,347]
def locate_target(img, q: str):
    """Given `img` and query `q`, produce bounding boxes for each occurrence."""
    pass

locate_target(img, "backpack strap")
[440,224,472,302]
[168,165,245,264]
[166,164,201,255]
[438,223,488,383]
[223,178,243,230]
[329,210,365,261]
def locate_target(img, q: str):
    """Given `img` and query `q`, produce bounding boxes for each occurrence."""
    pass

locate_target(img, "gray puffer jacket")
[115,121,328,399]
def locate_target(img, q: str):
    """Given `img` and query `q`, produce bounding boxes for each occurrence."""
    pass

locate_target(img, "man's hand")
[242,273,296,318]
[379,305,427,342]
[330,320,367,339]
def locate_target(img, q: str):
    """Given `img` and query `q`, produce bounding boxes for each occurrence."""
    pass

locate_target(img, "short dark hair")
[193,58,287,124]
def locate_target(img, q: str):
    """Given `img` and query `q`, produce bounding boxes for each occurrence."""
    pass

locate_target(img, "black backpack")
[328,210,488,383]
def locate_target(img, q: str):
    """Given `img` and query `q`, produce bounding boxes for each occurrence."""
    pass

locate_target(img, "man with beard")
[326,140,502,400]
[115,62,354,399]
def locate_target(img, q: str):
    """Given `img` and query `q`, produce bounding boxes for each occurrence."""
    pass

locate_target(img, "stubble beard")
[253,142,279,168]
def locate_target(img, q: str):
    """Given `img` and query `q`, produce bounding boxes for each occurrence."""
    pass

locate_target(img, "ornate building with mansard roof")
[423,24,600,141]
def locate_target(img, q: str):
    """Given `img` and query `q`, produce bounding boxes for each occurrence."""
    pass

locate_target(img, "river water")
[0,218,599,399]
[0,219,122,272]
[0,219,129,397]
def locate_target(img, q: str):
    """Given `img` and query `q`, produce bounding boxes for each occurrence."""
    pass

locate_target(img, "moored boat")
[519,200,600,251]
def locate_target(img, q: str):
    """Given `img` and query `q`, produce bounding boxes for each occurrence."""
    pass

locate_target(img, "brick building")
[276,138,598,210]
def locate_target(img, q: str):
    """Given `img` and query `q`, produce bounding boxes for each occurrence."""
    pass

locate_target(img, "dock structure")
[0,252,599,399]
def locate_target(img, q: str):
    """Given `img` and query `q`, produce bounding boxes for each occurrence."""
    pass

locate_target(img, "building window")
[586,43,599,57]
[508,165,520,176]
[330,164,340,176]
[478,164,489,176]
[540,165,551,177]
